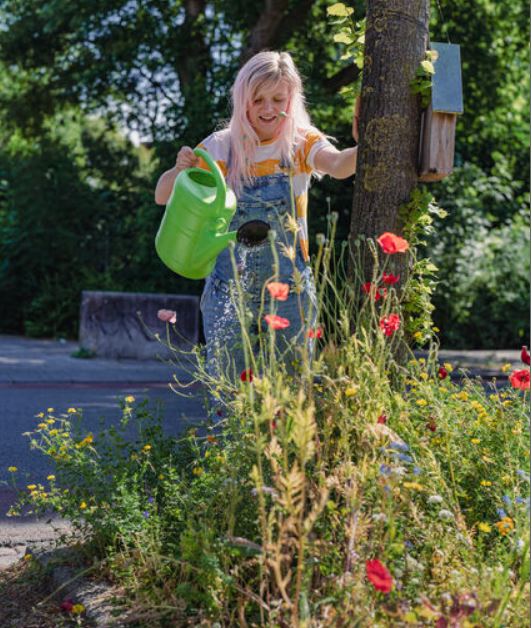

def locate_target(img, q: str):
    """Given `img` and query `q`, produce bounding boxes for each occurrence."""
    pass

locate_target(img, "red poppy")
[264,314,290,330]
[377,232,409,254]
[308,327,323,339]
[362,283,387,301]
[266,282,290,301]
[366,559,393,593]
[521,346,530,366]
[60,599,74,612]
[509,369,530,390]
[382,272,400,285]
[240,368,253,383]
[438,366,448,380]
[379,313,401,337]
[377,413,387,424]
[271,419,277,430]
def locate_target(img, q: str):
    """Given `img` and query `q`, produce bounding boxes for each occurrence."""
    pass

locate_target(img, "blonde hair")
[226,51,324,195]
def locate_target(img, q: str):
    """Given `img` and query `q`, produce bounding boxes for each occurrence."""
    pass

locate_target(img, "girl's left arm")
[314,145,358,180]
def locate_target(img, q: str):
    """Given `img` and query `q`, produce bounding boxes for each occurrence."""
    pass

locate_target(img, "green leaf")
[327,3,354,17]
[333,32,354,45]
[420,60,435,74]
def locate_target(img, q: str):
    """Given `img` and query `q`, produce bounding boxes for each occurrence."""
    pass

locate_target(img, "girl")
[155,51,357,388]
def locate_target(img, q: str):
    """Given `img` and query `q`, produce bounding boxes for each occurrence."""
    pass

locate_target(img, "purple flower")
[142,510,150,518]
[413,466,422,476]
[147,496,155,504]
[390,441,409,452]
[396,453,413,463]
[496,508,507,519]
[502,495,512,507]
[379,464,392,476]
[515,496,526,504]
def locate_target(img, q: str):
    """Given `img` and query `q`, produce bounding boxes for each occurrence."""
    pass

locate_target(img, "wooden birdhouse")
[418,42,463,182]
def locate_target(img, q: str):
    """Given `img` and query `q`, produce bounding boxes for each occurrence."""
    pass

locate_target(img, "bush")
[10,226,530,626]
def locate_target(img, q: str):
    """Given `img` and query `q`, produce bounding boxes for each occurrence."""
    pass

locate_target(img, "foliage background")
[0,0,529,347]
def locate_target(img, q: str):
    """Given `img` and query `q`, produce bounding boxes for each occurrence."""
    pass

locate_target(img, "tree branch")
[240,0,292,63]
[322,64,361,93]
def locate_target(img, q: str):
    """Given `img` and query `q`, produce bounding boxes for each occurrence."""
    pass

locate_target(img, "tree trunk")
[349,0,430,282]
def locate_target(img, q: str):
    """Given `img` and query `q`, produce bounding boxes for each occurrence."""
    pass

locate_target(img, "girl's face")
[247,80,290,142]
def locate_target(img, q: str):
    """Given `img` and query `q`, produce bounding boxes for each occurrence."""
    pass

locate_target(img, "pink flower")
[157,309,177,324]
[521,346,530,366]
[266,282,290,301]
[382,272,400,285]
[240,368,253,383]
[366,559,393,593]
[264,314,290,330]
[377,232,409,254]
[379,313,401,337]
[509,369,530,390]
[308,327,323,339]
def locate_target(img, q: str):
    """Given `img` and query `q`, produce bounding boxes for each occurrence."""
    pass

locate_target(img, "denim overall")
[200,161,317,387]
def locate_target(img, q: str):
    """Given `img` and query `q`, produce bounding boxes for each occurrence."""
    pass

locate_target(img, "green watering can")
[155,147,270,279]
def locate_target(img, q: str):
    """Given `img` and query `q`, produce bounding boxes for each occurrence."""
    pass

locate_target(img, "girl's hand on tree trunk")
[352,96,361,143]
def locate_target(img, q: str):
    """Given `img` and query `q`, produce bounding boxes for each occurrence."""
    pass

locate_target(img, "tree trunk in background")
[349,0,430,283]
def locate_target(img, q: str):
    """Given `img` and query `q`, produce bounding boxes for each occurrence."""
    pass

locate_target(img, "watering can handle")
[193,147,226,211]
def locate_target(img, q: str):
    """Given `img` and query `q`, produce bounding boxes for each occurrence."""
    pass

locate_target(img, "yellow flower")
[7,466,17,473]
[439,387,447,394]
[35,412,44,418]
[414,331,424,341]
[478,522,491,533]
[501,363,512,373]
[501,474,512,485]
[503,400,512,407]
[47,475,56,481]
[204,450,211,458]
[26,484,37,490]
[403,481,424,491]
[443,362,453,372]
[416,398,428,407]
[46,418,55,424]
[23,554,32,561]
[72,604,85,615]
[125,395,136,403]
[480,480,492,487]
[418,358,426,365]
[37,423,47,430]
[142,444,152,453]
[456,391,469,401]
[192,467,203,476]
[470,438,481,444]
[46,408,54,413]
[489,394,499,402]
[67,407,77,413]
[158,474,164,480]
[49,429,59,436]
[80,501,87,510]
[495,517,514,536]
[420,372,429,381]
[345,386,358,397]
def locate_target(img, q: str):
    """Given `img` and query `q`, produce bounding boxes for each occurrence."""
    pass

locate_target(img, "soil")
[0,557,94,627]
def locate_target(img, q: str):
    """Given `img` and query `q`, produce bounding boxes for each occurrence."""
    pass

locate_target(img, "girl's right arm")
[154,146,200,205]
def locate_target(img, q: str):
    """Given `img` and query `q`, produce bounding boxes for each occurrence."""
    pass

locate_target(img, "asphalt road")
[0,335,206,520]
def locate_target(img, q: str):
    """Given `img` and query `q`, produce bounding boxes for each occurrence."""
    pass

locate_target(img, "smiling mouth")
[259,116,277,122]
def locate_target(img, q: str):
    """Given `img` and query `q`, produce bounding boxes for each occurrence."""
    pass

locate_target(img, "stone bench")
[79,290,200,360]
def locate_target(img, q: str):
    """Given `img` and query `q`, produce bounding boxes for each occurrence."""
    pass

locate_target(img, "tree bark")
[349,0,430,282]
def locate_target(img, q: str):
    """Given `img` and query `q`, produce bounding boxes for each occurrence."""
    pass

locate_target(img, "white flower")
[516,539,525,552]
[391,466,408,477]
[372,512,387,522]
[406,554,424,572]
[428,494,443,504]
[251,486,278,498]
[438,509,454,520]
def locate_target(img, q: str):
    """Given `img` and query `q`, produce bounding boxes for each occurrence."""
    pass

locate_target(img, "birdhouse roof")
[431,42,464,114]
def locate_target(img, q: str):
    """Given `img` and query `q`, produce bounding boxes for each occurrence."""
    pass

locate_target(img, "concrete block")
[79,291,199,360]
